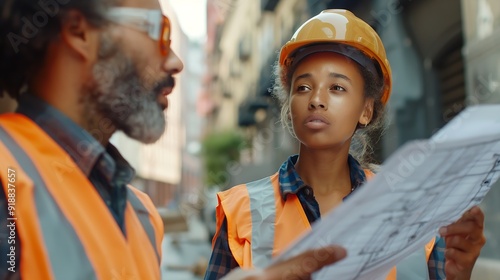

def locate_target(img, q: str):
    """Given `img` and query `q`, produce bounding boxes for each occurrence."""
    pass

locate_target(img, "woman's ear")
[359,98,374,126]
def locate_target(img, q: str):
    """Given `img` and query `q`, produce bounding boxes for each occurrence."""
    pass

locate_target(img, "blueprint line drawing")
[271,105,500,280]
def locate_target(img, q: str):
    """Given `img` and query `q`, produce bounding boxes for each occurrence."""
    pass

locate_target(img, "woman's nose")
[308,91,327,110]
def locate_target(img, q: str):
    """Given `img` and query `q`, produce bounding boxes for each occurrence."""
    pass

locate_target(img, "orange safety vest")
[215,171,436,279]
[0,113,163,279]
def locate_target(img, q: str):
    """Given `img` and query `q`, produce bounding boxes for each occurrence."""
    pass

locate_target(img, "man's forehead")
[117,0,172,19]
[118,0,161,9]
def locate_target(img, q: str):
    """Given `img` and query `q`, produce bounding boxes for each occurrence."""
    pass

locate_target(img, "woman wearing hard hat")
[205,9,485,280]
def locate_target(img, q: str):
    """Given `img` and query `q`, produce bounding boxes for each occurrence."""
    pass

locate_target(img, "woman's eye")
[331,85,346,91]
[297,85,310,92]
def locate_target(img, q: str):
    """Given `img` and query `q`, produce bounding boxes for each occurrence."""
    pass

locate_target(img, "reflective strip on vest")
[127,188,160,263]
[396,247,430,279]
[0,126,97,279]
[247,177,276,267]
[243,172,432,279]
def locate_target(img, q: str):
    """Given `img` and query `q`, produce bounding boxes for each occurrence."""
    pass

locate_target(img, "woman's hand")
[439,206,486,280]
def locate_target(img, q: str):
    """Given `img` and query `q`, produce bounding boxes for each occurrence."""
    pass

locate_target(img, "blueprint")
[271,105,500,280]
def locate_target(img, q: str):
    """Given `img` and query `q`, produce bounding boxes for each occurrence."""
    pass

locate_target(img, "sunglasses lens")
[160,16,171,56]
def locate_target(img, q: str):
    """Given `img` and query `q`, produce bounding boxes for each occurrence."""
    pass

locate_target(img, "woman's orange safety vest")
[215,170,436,279]
[0,114,163,279]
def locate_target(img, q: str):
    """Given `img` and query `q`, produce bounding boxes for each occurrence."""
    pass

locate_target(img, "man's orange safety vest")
[215,171,436,279]
[0,114,163,279]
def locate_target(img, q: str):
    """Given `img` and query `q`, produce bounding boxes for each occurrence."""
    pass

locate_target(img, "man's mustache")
[153,76,175,94]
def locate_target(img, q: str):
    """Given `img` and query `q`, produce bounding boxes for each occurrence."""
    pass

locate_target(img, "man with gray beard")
[0,0,346,279]
[83,35,172,144]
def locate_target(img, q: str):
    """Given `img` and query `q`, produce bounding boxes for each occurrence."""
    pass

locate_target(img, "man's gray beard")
[84,39,166,144]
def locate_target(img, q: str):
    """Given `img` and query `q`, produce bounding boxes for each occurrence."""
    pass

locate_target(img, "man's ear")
[359,98,374,126]
[59,10,99,62]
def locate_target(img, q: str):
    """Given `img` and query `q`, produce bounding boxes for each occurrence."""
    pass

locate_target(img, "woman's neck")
[295,146,352,194]
[294,145,354,216]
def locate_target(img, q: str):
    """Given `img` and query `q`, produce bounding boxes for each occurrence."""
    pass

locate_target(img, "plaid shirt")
[204,155,446,280]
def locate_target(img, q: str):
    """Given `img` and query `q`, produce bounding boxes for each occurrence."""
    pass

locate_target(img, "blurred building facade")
[203,0,311,189]
[203,0,500,276]
[461,0,500,275]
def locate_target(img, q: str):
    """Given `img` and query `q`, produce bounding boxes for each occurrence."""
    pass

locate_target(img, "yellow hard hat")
[279,9,392,105]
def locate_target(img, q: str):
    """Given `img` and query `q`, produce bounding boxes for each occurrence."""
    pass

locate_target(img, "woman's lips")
[304,114,330,129]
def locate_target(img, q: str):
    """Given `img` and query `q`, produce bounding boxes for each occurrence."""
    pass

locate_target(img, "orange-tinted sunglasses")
[107,7,171,57]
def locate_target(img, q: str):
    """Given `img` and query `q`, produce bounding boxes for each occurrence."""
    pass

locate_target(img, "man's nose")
[163,48,184,74]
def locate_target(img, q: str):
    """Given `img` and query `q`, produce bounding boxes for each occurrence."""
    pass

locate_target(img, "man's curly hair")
[0,0,120,99]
